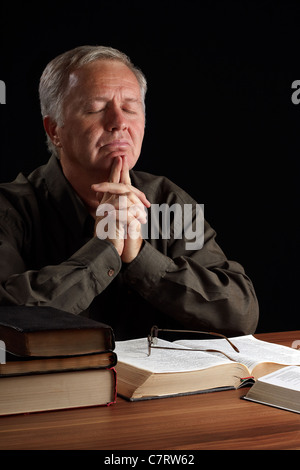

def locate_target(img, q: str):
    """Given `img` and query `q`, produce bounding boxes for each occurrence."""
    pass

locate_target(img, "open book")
[114,335,300,400]
[243,366,300,414]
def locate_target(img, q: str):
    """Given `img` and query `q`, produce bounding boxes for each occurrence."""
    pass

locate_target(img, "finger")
[117,191,147,210]
[120,156,131,185]
[128,204,148,224]
[91,156,122,204]
[127,218,143,240]
[109,156,122,183]
[91,182,151,208]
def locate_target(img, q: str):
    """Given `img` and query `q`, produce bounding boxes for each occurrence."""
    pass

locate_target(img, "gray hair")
[39,45,147,156]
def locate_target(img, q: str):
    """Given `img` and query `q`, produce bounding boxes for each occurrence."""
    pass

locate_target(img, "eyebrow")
[91,96,141,104]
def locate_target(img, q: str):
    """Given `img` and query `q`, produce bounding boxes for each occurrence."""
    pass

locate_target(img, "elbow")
[225,284,260,336]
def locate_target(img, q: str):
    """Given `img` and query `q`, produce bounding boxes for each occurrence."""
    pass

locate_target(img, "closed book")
[0,306,114,357]
[0,368,117,416]
[0,350,117,376]
[243,366,300,414]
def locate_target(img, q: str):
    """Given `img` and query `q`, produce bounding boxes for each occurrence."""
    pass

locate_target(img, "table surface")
[0,330,300,450]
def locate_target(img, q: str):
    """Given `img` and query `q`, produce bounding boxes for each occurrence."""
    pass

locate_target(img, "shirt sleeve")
[0,216,122,314]
[122,222,259,337]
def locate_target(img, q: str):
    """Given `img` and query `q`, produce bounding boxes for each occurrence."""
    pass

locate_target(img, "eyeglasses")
[147,325,240,361]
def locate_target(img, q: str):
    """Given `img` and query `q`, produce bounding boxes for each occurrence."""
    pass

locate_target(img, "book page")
[115,338,230,373]
[175,335,300,371]
[259,366,300,391]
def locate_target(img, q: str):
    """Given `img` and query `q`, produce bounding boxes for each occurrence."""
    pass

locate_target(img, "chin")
[111,154,137,170]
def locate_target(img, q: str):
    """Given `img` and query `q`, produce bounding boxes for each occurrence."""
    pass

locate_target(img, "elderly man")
[0,46,259,339]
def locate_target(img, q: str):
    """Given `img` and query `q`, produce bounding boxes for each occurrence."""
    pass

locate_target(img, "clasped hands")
[92,156,151,263]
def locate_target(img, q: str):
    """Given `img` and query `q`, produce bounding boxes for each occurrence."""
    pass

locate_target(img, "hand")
[92,156,150,263]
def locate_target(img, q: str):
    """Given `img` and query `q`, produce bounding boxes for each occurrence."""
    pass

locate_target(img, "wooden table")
[0,331,300,451]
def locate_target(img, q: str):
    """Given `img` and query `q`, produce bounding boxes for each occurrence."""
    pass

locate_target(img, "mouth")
[99,140,131,160]
[102,140,130,149]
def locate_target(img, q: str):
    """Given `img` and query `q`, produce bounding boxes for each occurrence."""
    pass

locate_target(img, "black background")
[0,0,299,333]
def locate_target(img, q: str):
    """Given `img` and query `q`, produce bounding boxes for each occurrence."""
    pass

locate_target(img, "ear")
[43,116,62,148]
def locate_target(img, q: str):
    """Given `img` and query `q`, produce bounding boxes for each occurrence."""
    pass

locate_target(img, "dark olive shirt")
[0,155,259,339]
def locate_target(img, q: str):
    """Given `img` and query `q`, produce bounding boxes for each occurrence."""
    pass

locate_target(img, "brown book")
[0,350,117,376]
[0,306,114,357]
[0,368,117,415]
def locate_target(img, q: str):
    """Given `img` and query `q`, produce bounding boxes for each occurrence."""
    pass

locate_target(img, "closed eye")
[123,107,137,114]
[87,107,137,115]
[87,108,105,114]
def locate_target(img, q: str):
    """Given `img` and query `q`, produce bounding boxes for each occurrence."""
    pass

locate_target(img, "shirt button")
[107,268,115,277]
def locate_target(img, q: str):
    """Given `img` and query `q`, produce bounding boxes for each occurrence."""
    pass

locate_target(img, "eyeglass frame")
[147,325,240,361]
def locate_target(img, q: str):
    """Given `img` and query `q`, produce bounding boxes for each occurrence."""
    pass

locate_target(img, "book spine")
[107,367,117,406]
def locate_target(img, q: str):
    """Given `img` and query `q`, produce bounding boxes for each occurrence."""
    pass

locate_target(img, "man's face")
[55,60,145,179]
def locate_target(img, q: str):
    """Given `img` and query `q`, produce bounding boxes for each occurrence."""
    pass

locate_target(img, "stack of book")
[0,306,117,415]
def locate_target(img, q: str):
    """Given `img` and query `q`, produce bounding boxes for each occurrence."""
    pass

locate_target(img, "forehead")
[66,60,141,99]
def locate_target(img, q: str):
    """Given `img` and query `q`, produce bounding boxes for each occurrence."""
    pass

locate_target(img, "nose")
[104,104,127,132]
